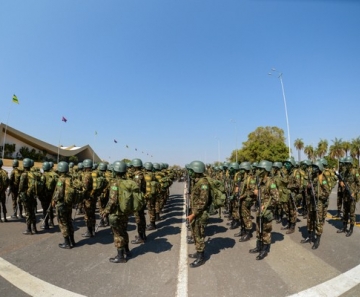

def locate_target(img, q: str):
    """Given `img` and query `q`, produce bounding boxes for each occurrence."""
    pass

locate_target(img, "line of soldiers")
[2,157,177,261]
[186,156,359,264]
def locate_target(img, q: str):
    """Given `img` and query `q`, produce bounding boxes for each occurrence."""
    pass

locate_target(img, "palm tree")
[351,137,360,167]
[304,145,315,161]
[330,137,344,169]
[294,138,304,162]
[342,141,351,157]
[317,139,328,158]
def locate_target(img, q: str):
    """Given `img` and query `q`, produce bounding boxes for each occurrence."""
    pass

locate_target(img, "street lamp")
[269,68,291,158]
[230,119,238,163]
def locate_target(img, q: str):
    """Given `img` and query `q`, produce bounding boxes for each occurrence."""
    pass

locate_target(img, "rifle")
[256,176,262,246]
[289,191,298,212]
[334,171,354,202]
[42,202,53,223]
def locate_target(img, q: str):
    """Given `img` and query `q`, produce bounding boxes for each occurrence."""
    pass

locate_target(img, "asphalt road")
[1,180,360,297]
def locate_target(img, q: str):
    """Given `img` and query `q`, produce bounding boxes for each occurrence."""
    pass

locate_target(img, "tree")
[294,138,304,162]
[329,137,344,169]
[351,137,360,167]
[342,141,351,157]
[304,145,315,161]
[317,139,328,158]
[235,126,288,162]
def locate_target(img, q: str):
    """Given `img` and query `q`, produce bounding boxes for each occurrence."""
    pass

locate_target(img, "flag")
[114,139,117,143]
[12,94,19,104]
[135,148,137,151]
[95,131,97,135]
[62,116,67,123]
[126,145,129,148]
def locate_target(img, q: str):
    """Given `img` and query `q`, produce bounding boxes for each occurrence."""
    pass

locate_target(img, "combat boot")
[286,223,295,234]
[234,228,246,237]
[300,232,313,244]
[256,244,270,260]
[187,236,194,244]
[337,222,347,233]
[239,230,252,242]
[3,213,8,222]
[109,248,126,263]
[59,236,72,249]
[82,227,94,238]
[188,251,199,259]
[249,240,261,254]
[189,252,205,268]
[69,233,76,247]
[124,244,132,258]
[229,220,240,230]
[312,235,321,249]
[281,224,289,230]
[32,222,38,234]
[131,232,145,244]
[332,210,341,218]
[11,211,18,219]
[49,218,54,228]
[40,220,49,229]
[19,205,24,218]
[346,224,354,237]
[146,222,156,231]
[23,223,32,235]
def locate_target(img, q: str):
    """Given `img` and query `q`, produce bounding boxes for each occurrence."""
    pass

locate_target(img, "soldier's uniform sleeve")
[191,178,210,217]
[269,178,279,207]
[103,181,119,215]
[83,172,93,193]
[19,172,27,193]
[319,174,331,199]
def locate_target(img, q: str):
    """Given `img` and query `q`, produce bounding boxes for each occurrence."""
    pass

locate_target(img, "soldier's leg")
[189,214,207,268]
[249,216,261,254]
[146,196,156,230]
[22,200,32,234]
[58,207,71,249]
[239,199,253,242]
[256,220,272,260]
[109,215,128,263]
[346,200,356,237]
[11,192,18,218]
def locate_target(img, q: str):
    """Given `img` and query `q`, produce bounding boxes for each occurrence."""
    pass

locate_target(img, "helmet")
[301,160,312,167]
[83,159,93,168]
[344,156,353,164]
[113,161,127,173]
[107,163,113,171]
[160,163,165,170]
[92,163,98,170]
[273,162,283,169]
[69,162,74,168]
[239,161,252,171]
[319,158,328,167]
[188,161,205,174]
[163,163,169,169]
[23,158,32,168]
[126,162,132,168]
[252,162,258,168]
[98,162,107,171]
[42,162,51,171]
[13,159,19,167]
[339,157,345,163]
[131,158,143,168]
[223,161,230,169]
[229,162,239,170]
[77,162,84,170]
[144,162,153,171]
[312,160,324,172]
[153,163,160,171]
[57,161,69,173]
[284,157,296,167]
[257,160,273,172]
[49,161,54,168]
[30,159,34,168]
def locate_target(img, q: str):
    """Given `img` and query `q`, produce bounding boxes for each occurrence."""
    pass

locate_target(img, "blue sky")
[1,0,359,167]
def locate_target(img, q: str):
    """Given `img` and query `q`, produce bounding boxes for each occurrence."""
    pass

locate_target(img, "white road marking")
[0,257,86,297]
[176,184,188,297]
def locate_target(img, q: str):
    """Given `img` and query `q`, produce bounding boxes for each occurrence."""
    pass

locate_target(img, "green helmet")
[284,157,295,167]
[98,162,107,171]
[23,158,32,168]
[144,162,153,171]
[301,160,312,167]
[107,164,113,171]
[42,162,51,171]
[312,160,324,172]
[319,158,328,167]
[251,162,258,169]
[13,159,19,167]
[239,161,252,171]
[57,161,69,173]
[223,161,230,169]
[188,161,205,174]
[77,162,84,170]
[49,161,54,168]
[153,163,160,171]
[30,159,34,168]
[83,159,93,168]
[273,162,283,169]
[69,162,74,168]
[159,163,165,170]
[92,163,98,170]
[339,157,345,163]
[126,162,132,168]
[257,160,273,172]
[131,158,143,168]
[113,161,127,173]
[185,164,190,169]
[229,162,239,170]
[344,156,353,164]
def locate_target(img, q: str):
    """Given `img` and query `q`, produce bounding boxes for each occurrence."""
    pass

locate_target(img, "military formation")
[0,155,359,269]
[0,157,178,263]
[185,156,359,267]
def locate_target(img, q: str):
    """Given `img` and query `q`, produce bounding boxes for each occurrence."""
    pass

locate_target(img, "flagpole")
[2,97,16,159]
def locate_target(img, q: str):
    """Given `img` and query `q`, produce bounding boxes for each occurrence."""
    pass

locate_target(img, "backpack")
[44,172,56,194]
[116,179,145,215]
[205,177,226,209]
[0,169,10,192]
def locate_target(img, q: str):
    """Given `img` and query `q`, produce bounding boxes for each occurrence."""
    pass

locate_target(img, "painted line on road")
[0,257,86,297]
[176,184,188,297]
[288,263,360,297]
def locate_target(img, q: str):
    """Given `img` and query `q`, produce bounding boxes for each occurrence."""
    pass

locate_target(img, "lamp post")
[230,119,238,163]
[269,68,291,158]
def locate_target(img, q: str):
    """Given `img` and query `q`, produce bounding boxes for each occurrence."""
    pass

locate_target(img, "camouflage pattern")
[239,172,256,231]
[340,167,360,225]
[286,168,300,225]
[9,167,22,215]
[190,176,210,252]
[0,167,10,221]
[144,171,159,224]
[82,170,95,229]
[132,168,147,234]
[18,168,37,227]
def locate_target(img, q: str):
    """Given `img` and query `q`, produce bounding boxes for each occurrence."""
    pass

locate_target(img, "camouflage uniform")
[144,170,159,230]
[9,166,22,218]
[0,166,10,222]
[81,169,94,237]
[41,170,57,228]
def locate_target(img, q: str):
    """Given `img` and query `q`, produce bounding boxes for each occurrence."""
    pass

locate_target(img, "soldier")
[0,159,10,222]
[130,158,147,244]
[153,162,165,221]
[249,160,279,260]
[144,162,160,231]
[97,162,110,228]
[236,161,256,242]
[101,161,133,263]
[9,159,23,219]
[271,162,283,223]
[226,163,239,228]
[336,156,360,237]
[40,162,56,229]
[81,159,95,238]
[302,160,331,249]
[18,158,38,234]
[333,158,345,219]
[52,161,76,249]
[186,160,210,268]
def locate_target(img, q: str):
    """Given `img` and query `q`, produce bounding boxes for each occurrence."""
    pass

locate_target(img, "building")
[0,123,101,163]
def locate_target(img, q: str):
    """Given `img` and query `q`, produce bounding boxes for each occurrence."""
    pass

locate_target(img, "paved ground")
[1,179,360,297]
